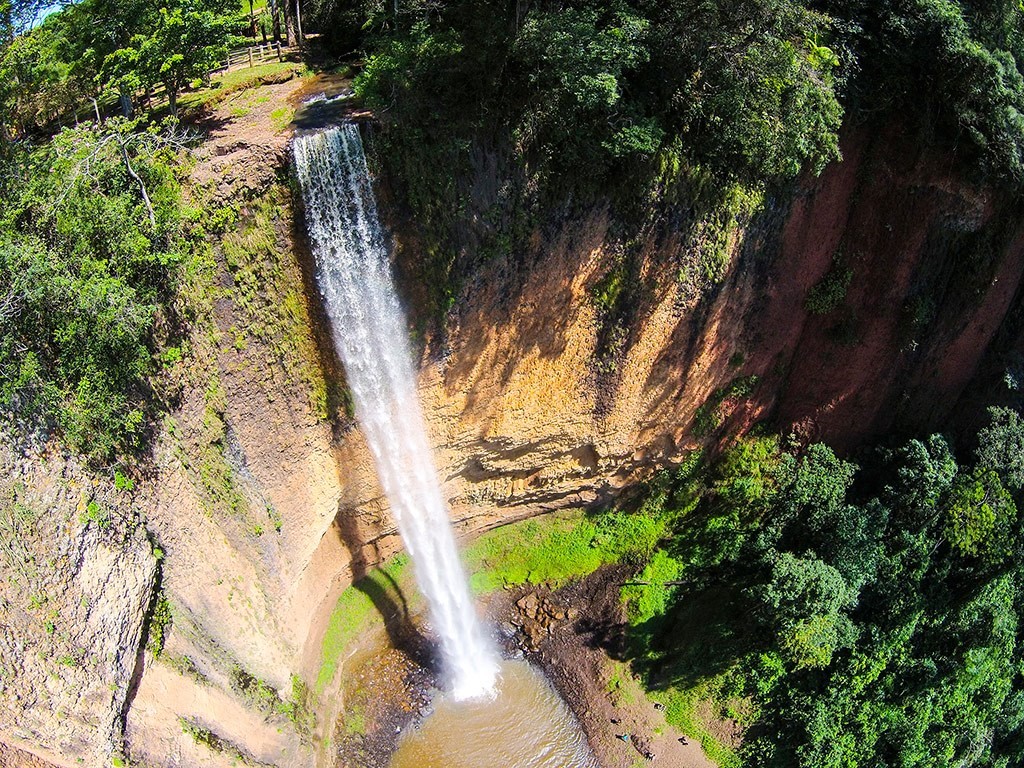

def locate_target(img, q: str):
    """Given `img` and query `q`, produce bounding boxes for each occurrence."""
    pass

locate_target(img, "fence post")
[248,46,254,68]
[277,42,283,62]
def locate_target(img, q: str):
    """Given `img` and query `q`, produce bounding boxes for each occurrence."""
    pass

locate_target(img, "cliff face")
[0,448,157,768]
[412,120,1024,524]
[753,125,1024,448]
[2,76,1023,768]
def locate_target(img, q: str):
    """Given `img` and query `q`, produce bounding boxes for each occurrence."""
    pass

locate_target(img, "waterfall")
[292,124,499,700]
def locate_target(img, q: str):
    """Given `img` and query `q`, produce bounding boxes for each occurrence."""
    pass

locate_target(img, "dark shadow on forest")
[626,582,758,691]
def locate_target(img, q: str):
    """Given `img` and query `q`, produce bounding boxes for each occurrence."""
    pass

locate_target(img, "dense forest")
[3,1,1024,767]
[338,0,1024,309]
[624,409,1024,767]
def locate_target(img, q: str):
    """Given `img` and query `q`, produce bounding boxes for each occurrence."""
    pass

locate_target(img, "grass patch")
[270,106,294,132]
[146,593,173,656]
[230,665,284,716]
[219,186,329,419]
[180,717,218,750]
[592,263,627,314]
[239,0,267,14]
[464,507,668,594]
[178,717,262,765]
[164,654,208,685]
[281,675,316,741]
[177,61,306,117]
[0,488,36,583]
[316,554,411,692]
[622,549,685,624]
[195,378,248,516]
[606,661,639,706]
[806,258,853,315]
[693,375,760,437]
[342,701,367,736]
[651,684,742,768]
[676,174,765,289]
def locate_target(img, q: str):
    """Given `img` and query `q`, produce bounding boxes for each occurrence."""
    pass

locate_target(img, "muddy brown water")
[389,659,599,768]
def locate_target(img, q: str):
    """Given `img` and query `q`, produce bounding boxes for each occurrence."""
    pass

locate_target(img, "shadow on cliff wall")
[332,501,438,671]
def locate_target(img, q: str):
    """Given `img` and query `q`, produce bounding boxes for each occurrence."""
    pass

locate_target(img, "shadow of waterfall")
[334,502,438,673]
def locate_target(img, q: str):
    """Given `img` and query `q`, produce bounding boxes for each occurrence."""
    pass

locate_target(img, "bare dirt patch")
[505,568,717,768]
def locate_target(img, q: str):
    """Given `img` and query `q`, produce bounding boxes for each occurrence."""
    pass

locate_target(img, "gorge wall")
[2,76,1023,768]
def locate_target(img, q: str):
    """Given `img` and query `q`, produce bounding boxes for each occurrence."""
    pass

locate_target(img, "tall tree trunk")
[118,86,134,119]
[284,0,296,47]
[269,0,281,44]
[295,0,303,45]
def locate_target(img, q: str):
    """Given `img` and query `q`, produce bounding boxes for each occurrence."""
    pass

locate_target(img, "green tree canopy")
[0,121,192,463]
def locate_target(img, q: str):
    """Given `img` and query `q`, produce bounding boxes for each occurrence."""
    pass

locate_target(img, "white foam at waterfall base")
[292,124,499,700]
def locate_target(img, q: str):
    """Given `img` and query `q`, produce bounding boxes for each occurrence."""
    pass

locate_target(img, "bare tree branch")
[117,134,156,231]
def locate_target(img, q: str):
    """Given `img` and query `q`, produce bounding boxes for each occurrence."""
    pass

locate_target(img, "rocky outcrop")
[0,446,157,768]
[3,77,1023,768]
[511,592,575,651]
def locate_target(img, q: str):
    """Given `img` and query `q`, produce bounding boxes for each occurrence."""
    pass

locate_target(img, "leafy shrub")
[806,259,853,314]
[79,500,111,529]
[230,665,283,715]
[693,376,761,436]
[146,594,173,656]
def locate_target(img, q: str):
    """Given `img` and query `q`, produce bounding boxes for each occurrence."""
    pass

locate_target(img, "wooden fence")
[213,43,286,73]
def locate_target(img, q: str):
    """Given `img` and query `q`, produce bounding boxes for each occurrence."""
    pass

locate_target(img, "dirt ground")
[333,566,720,768]
[507,567,717,768]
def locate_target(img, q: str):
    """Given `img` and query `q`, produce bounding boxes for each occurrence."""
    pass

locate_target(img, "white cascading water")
[293,124,499,700]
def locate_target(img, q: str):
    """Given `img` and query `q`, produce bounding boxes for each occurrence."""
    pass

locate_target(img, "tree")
[634,0,844,183]
[944,468,1017,562]
[756,548,859,670]
[977,407,1024,491]
[0,121,190,463]
[62,0,156,118]
[1,0,78,138]
[106,0,230,117]
[817,0,1024,181]
[637,427,1024,767]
